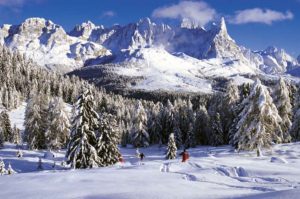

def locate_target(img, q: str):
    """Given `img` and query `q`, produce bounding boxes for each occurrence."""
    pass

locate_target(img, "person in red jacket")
[180,149,189,162]
[119,156,125,164]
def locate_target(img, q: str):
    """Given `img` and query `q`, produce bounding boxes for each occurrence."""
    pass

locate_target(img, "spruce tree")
[66,90,100,169]
[0,130,4,148]
[232,79,283,151]
[209,112,224,146]
[24,93,48,150]
[12,124,21,145]
[221,81,240,143]
[194,105,210,145]
[273,78,292,143]
[132,101,149,147]
[0,158,6,175]
[46,97,70,150]
[7,163,16,175]
[166,133,177,159]
[0,111,13,142]
[185,122,196,148]
[97,113,121,167]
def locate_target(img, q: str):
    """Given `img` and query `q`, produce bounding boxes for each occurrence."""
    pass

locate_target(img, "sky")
[0,0,299,56]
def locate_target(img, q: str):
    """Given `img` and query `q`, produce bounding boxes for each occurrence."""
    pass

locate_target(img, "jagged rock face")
[254,46,299,74]
[71,17,245,62]
[0,18,111,72]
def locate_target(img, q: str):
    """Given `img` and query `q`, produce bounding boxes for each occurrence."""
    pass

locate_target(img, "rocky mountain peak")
[180,18,202,29]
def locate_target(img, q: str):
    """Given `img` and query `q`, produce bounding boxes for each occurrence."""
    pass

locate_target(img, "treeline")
[1,44,300,157]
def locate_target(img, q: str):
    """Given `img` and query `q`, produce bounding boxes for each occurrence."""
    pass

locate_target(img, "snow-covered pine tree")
[232,79,283,151]
[0,158,6,175]
[166,133,177,159]
[209,112,224,146]
[0,130,3,148]
[97,113,121,167]
[173,118,182,148]
[7,163,16,175]
[120,120,129,147]
[12,124,21,145]
[185,122,196,148]
[273,78,292,143]
[0,111,13,142]
[46,97,70,150]
[66,90,100,169]
[131,101,149,147]
[24,93,48,150]
[221,81,240,143]
[194,105,210,145]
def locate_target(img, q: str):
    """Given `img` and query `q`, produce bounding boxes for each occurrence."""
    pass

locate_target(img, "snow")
[1,142,300,198]
[1,104,300,198]
[8,102,27,131]
[113,47,258,93]
[0,18,111,73]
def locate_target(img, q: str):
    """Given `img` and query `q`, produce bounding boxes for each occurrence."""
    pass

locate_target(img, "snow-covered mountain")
[0,18,111,72]
[252,46,299,74]
[0,17,299,93]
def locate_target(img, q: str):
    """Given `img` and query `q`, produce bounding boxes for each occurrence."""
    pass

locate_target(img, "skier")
[139,153,145,161]
[180,149,189,162]
[37,157,43,170]
[119,156,125,164]
[16,150,23,158]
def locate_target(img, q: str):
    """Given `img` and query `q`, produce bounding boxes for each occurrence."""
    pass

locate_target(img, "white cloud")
[101,10,116,18]
[152,1,216,27]
[0,0,42,7]
[229,8,294,25]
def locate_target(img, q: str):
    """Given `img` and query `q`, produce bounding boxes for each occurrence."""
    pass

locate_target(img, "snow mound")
[270,157,288,164]
[44,151,56,159]
[216,166,249,177]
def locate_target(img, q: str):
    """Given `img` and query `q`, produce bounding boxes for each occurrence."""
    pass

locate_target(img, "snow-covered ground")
[113,47,258,93]
[1,142,300,199]
[1,102,300,199]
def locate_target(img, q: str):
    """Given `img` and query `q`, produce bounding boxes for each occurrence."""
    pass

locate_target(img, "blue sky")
[0,0,299,56]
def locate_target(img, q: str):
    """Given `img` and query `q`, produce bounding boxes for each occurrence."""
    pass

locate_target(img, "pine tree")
[185,122,196,148]
[12,124,21,145]
[209,112,224,146]
[166,133,177,159]
[273,78,292,143]
[221,81,240,143]
[232,79,283,151]
[0,158,6,175]
[66,90,100,169]
[194,105,210,145]
[24,93,48,150]
[7,163,16,175]
[97,113,121,167]
[132,101,149,147]
[0,111,13,142]
[46,97,70,150]
[0,130,4,148]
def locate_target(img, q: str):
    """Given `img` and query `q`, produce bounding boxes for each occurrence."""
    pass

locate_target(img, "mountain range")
[0,17,299,93]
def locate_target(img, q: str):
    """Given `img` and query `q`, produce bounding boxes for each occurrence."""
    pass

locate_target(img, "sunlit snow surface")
[1,103,300,199]
[113,47,258,93]
[1,142,300,198]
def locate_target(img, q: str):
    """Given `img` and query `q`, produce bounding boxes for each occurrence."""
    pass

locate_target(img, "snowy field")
[1,142,300,199]
[1,103,300,199]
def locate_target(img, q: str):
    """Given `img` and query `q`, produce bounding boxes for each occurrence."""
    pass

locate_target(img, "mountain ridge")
[0,17,299,93]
